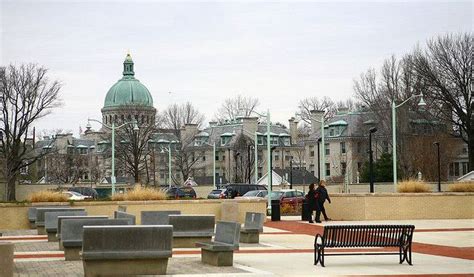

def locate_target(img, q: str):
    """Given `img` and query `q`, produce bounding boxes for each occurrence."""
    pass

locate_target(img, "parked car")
[165,186,197,199]
[222,184,267,199]
[62,191,91,200]
[68,187,99,199]
[266,189,305,207]
[239,190,268,198]
[207,189,226,199]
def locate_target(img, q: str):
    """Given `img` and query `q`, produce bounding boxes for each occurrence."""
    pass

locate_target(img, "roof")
[192,176,228,185]
[273,168,319,185]
[103,54,153,108]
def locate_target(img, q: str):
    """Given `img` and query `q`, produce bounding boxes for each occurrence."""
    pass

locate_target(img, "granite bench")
[168,214,215,248]
[240,212,265,243]
[56,216,108,250]
[45,210,88,242]
[141,210,181,225]
[36,208,85,235]
[61,218,133,260]
[27,206,57,229]
[82,225,173,277]
[113,211,136,225]
[196,221,240,266]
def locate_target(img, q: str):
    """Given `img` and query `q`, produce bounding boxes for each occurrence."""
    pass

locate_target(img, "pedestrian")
[306,183,318,223]
[315,180,331,222]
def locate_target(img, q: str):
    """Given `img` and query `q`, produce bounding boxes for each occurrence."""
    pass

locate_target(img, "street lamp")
[289,158,293,189]
[160,140,178,189]
[391,93,426,190]
[369,127,378,193]
[87,118,139,196]
[311,110,326,181]
[317,137,322,181]
[433,142,441,192]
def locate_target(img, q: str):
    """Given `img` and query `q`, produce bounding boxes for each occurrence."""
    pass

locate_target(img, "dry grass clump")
[448,182,474,192]
[111,186,166,201]
[28,190,69,202]
[397,180,431,193]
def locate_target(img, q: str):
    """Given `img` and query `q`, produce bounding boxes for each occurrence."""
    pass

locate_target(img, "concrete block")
[36,207,85,235]
[0,242,14,277]
[113,211,136,225]
[220,201,239,222]
[45,210,87,242]
[141,210,180,225]
[240,231,259,243]
[201,249,234,266]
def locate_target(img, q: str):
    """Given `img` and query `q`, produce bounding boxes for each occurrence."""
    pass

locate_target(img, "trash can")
[271,200,281,221]
[301,199,310,221]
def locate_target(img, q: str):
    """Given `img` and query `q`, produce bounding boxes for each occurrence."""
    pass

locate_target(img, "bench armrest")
[197,241,238,251]
[314,234,324,248]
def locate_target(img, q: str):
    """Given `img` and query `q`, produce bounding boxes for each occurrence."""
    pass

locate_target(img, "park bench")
[168,214,215,248]
[61,218,133,260]
[196,221,241,266]
[28,206,58,229]
[113,211,136,225]
[141,210,181,225]
[45,210,87,242]
[314,225,415,267]
[56,216,108,250]
[35,208,85,235]
[240,212,265,243]
[82,225,173,276]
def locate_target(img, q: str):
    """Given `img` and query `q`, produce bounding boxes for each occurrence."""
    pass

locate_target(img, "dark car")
[207,189,225,199]
[68,187,99,199]
[223,184,267,199]
[165,186,197,199]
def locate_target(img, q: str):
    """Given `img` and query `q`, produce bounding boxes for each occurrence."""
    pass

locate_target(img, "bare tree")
[114,107,157,184]
[45,152,88,185]
[161,102,205,136]
[215,95,260,123]
[172,128,203,184]
[411,33,473,170]
[297,96,337,124]
[0,64,62,201]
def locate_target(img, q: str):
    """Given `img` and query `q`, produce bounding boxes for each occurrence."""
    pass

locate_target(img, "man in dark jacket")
[306,183,318,223]
[315,181,331,222]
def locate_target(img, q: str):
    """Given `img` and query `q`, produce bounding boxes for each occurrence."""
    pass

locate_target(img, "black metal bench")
[314,225,415,267]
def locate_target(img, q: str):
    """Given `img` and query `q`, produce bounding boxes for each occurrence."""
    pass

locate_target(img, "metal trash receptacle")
[301,199,310,221]
[271,200,281,221]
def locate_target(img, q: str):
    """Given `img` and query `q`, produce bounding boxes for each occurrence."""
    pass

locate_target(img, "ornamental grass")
[448,182,474,192]
[397,180,431,193]
[28,190,69,202]
[111,186,166,201]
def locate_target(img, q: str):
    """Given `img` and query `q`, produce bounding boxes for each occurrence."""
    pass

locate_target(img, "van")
[223,183,267,199]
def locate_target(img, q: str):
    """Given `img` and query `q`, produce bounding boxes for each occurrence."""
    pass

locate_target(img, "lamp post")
[311,110,326,181]
[433,142,441,192]
[391,94,426,191]
[317,137,322,181]
[160,140,178,189]
[289,158,293,189]
[87,118,139,196]
[369,127,378,193]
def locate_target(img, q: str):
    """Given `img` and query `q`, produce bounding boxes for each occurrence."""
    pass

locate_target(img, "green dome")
[103,54,153,108]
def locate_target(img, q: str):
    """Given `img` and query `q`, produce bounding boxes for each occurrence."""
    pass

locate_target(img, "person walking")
[315,180,331,222]
[306,183,318,223]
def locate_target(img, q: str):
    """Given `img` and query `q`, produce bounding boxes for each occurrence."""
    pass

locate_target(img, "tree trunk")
[469,132,474,172]
[6,170,17,201]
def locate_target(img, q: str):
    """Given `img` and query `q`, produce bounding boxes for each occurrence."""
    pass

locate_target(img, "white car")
[62,191,91,200]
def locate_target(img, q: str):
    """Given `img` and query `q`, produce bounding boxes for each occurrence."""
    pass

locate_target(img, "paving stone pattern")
[14,257,246,276]
[1,229,37,236]
[14,241,59,252]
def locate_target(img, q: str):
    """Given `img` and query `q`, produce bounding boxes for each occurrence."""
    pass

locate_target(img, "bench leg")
[399,244,413,265]
[201,249,234,266]
[314,246,324,267]
[64,247,81,261]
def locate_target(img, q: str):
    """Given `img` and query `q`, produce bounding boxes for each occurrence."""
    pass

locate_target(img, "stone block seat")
[82,225,173,277]
[56,216,108,250]
[196,221,241,266]
[141,210,181,225]
[28,206,57,229]
[169,214,215,248]
[113,211,136,225]
[61,218,133,261]
[35,208,85,235]
[45,210,87,242]
[240,212,265,243]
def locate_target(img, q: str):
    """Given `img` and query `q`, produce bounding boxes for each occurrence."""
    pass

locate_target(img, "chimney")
[242,117,258,137]
[310,110,324,134]
[181,123,199,143]
[288,117,298,143]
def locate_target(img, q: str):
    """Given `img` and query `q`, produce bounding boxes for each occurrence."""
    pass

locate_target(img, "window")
[341,162,346,175]
[462,162,469,175]
[285,155,291,161]
[454,162,460,176]
[325,163,330,176]
[215,155,219,161]
[329,128,334,136]
[270,136,279,146]
[325,143,330,155]
[202,155,206,161]
[383,141,389,153]
[274,155,279,161]
[257,136,264,145]
[340,142,346,154]
[310,151,315,157]
[283,137,290,146]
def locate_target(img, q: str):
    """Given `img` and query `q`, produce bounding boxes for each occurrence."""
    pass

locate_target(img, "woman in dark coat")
[315,180,331,222]
[306,183,318,223]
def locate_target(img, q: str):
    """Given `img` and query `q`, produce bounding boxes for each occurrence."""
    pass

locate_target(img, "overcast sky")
[1,0,472,136]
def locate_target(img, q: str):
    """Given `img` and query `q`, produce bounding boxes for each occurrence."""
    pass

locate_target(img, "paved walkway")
[1,217,473,276]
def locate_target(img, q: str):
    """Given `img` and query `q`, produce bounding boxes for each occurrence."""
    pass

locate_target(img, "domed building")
[101,53,156,128]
